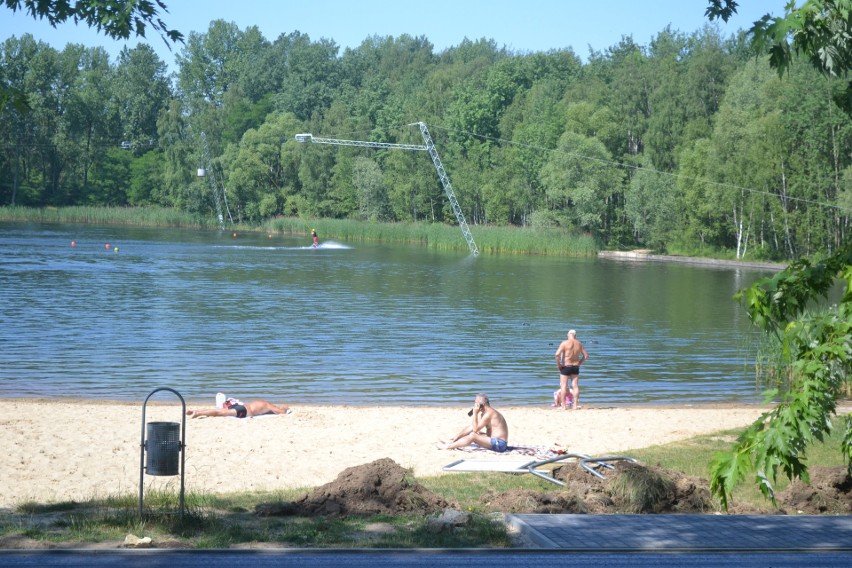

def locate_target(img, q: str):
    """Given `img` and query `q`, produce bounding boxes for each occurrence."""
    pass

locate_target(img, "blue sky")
[3,0,789,70]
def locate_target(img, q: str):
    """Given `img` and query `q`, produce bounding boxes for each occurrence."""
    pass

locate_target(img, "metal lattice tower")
[415,122,478,255]
[199,132,234,229]
[295,122,479,255]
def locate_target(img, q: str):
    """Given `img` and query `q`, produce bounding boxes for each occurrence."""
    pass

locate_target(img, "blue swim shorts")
[490,438,508,453]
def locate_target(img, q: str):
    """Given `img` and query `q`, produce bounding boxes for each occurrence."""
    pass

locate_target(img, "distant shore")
[0,399,774,508]
[598,250,786,271]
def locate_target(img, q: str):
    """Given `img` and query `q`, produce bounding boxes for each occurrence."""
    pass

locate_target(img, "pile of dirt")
[256,458,452,517]
[776,466,852,514]
[482,462,851,515]
[255,458,850,518]
[480,461,717,514]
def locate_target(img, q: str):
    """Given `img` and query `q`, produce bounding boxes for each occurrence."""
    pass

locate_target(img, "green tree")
[604,36,650,160]
[705,59,781,259]
[111,44,171,152]
[770,61,852,255]
[0,34,52,205]
[128,149,163,205]
[1,0,182,111]
[706,0,852,509]
[223,112,301,222]
[499,75,572,225]
[155,98,195,210]
[540,131,625,235]
[710,242,852,509]
[623,159,681,250]
[176,20,244,108]
[86,146,131,204]
[676,138,727,250]
[3,0,182,44]
[294,137,336,218]
[642,26,689,172]
[708,0,852,113]
[56,44,114,204]
[384,150,437,222]
[679,25,738,145]
[352,156,388,221]
[272,32,341,121]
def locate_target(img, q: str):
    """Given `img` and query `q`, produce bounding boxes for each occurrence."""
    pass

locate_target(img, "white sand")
[0,399,771,508]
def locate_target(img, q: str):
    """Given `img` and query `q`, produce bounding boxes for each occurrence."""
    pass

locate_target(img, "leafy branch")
[710,243,852,509]
[3,0,184,46]
[708,1,852,114]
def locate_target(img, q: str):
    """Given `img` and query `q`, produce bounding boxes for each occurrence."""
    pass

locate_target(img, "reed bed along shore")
[1,206,599,256]
[0,205,215,228]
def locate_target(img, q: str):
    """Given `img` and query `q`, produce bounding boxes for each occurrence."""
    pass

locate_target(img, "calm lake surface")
[0,222,777,406]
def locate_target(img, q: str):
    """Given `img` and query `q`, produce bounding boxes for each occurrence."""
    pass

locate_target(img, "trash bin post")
[139,387,186,519]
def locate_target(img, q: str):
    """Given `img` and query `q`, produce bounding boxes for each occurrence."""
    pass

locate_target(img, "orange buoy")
[105,243,110,249]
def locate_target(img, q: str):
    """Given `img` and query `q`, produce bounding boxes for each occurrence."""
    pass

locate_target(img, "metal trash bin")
[139,388,186,519]
[145,422,181,476]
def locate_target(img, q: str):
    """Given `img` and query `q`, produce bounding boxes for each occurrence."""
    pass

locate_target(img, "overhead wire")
[422,122,852,214]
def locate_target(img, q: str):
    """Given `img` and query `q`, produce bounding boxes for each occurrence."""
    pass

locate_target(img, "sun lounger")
[579,455,637,479]
[443,458,538,473]
[442,453,638,486]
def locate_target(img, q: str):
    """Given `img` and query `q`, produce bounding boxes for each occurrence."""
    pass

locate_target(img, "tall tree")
[176,20,244,108]
[55,44,114,204]
[705,59,781,259]
[706,0,852,509]
[223,112,301,221]
[111,44,171,152]
[1,0,182,110]
[624,158,681,249]
[540,131,625,235]
[272,32,341,122]
[0,34,52,205]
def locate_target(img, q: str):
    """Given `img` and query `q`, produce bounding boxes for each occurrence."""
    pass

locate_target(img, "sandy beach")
[0,399,774,508]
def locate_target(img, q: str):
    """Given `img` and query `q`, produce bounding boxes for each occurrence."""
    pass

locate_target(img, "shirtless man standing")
[437,394,509,452]
[186,400,291,419]
[555,329,589,410]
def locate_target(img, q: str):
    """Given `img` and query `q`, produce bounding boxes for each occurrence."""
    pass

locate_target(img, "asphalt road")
[2,550,852,567]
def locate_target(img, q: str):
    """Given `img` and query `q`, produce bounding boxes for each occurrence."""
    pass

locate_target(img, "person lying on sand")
[437,393,509,452]
[186,399,291,419]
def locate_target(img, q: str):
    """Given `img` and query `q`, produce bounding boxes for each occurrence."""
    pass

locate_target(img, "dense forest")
[2,20,852,260]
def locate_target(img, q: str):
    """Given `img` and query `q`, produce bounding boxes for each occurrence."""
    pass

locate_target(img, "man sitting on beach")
[437,394,509,452]
[186,399,291,419]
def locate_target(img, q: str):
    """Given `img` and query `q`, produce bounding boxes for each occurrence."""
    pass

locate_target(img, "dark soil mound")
[480,461,717,514]
[776,466,852,514]
[480,462,851,515]
[255,459,851,518]
[256,458,451,517]
[481,489,587,514]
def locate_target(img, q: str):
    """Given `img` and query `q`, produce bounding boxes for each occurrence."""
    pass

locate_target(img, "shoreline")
[0,399,788,509]
[597,250,786,271]
[0,396,771,409]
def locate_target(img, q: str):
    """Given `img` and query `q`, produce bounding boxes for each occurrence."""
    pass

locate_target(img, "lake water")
[0,222,776,406]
